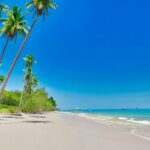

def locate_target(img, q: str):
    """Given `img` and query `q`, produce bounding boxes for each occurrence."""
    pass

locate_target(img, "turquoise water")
[64,109,150,121]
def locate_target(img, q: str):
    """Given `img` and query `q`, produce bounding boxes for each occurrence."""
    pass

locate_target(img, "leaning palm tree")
[0,5,28,65]
[18,54,38,112]
[0,0,57,96]
[0,75,5,86]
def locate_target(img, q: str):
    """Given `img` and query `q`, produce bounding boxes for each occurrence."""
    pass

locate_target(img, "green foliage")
[0,74,5,85]
[26,0,57,16]
[0,4,9,17]
[0,104,18,113]
[21,88,56,113]
[23,54,38,95]
[0,0,57,109]
[0,88,56,113]
[0,90,21,106]
[49,97,57,107]
[0,5,28,38]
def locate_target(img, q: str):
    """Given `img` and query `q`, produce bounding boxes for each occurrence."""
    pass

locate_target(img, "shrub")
[21,88,56,113]
[0,90,21,106]
[21,94,56,113]
[0,88,56,113]
[0,104,18,113]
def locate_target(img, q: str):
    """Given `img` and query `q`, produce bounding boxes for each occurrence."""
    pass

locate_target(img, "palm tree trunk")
[18,88,24,113]
[0,13,39,97]
[18,80,27,113]
[0,36,10,65]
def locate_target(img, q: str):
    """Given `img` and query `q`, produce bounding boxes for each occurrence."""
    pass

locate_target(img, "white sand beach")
[0,112,150,150]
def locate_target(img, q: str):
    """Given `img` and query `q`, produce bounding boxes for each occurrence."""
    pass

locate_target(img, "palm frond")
[26,1,34,9]
[26,0,57,16]
[48,1,57,9]
[0,5,29,39]
[0,18,8,22]
[0,4,9,16]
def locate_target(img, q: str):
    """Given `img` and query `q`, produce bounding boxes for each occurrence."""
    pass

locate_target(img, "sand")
[0,112,150,150]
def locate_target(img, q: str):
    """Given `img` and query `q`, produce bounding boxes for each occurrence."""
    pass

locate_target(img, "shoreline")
[0,112,150,150]
[62,110,150,124]
[60,111,150,141]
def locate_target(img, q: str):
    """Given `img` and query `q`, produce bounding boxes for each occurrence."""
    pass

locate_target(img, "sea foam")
[78,113,150,125]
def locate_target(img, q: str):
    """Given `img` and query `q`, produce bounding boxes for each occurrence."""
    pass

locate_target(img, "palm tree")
[23,55,37,94]
[0,75,5,86]
[0,0,57,96]
[18,54,38,112]
[0,5,28,65]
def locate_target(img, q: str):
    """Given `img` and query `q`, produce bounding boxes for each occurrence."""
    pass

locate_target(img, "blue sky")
[0,0,150,109]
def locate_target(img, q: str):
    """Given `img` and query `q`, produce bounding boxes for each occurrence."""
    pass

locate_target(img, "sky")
[0,0,150,109]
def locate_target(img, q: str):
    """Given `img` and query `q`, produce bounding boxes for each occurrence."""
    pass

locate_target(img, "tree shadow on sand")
[1,115,23,119]
[29,115,46,118]
[23,120,52,124]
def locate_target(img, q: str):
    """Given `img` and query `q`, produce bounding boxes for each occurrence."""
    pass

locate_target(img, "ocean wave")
[78,113,98,120]
[127,118,150,125]
[78,113,114,123]
[118,117,150,125]
[77,113,150,125]
[118,117,128,120]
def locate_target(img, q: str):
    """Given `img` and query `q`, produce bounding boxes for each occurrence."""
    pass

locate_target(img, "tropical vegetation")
[0,0,57,113]
[0,3,8,17]
[0,74,5,86]
[0,88,56,113]
[18,54,38,112]
[0,54,57,113]
[0,5,28,65]
[0,0,57,96]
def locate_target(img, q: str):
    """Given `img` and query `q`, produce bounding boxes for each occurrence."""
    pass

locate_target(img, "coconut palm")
[0,5,28,65]
[26,0,57,18]
[0,0,57,96]
[23,55,37,94]
[18,54,38,112]
[0,74,5,86]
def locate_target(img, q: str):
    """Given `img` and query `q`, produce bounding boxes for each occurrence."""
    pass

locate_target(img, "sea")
[62,109,150,125]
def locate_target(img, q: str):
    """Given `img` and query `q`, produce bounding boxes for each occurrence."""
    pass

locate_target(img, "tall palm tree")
[0,74,5,86]
[0,0,57,96]
[18,73,38,113]
[23,55,37,94]
[0,5,28,65]
[18,54,38,112]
